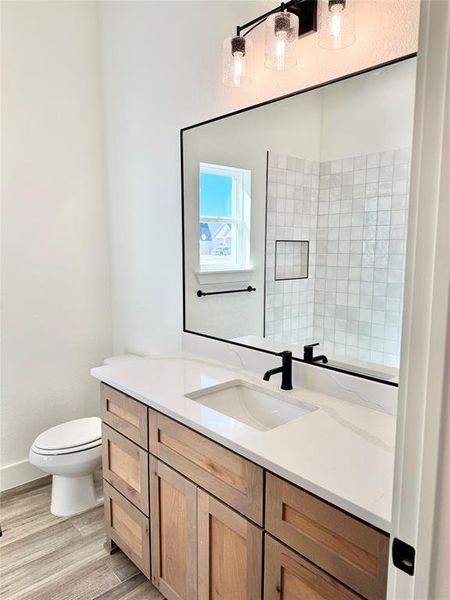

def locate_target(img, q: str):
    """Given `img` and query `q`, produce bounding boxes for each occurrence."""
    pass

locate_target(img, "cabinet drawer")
[102,424,149,515]
[265,474,388,600]
[264,534,360,600]
[149,410,263,525]
[101,384,148,449]
[104,481,150,579]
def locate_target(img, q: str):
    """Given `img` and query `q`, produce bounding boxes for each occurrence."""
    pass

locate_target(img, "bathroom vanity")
[92,354,394,600]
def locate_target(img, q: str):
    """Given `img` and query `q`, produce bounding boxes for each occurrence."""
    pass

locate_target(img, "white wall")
[100,0,419,357]
[1,1,112,489]
[320,58,417,161]
[99,1,265,355]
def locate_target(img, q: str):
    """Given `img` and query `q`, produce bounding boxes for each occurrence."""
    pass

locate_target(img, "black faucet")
[303,342,328,364]
[263,351,293,390]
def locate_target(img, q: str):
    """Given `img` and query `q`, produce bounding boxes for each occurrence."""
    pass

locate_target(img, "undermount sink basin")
[185,380,317,431]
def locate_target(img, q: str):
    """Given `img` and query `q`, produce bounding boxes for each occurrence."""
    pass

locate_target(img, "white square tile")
[365,184,378,199]
[337,280,348,293]
[371,323,385,338]
[361,268,374,282]
[378,196,391,210]
[365,212,377,226]
[354,155,367,170]
[353,170,366,185]
[378,182,393,196]
[359,309,372,322]
[379,166,394,181]
[394,148,410,165]
[366,167,379,183]
[373,310,386,324]
[367,153,380,168]
[393,180,407,194]
[380,150,394,166]
[391,210,406,225]
[349,254,362,268]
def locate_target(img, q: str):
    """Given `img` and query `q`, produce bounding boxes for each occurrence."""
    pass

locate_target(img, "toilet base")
[51,474,103,517]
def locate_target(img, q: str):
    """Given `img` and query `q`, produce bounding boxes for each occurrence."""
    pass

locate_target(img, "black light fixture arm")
[234,0,316,41]
[236,0,302,37]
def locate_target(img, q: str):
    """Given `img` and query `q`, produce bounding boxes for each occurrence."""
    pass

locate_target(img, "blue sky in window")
[200,172,232,218]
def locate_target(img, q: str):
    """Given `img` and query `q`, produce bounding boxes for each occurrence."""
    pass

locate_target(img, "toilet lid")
[34,417,102,451]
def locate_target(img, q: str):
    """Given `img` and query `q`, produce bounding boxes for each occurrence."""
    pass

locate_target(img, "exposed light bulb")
[275,31,287,70]
[330,4,343,48]
[318,0,355,50]
[233,51,244,86]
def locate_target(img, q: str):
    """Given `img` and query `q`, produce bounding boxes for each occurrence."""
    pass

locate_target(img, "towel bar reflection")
[197,286,256,297]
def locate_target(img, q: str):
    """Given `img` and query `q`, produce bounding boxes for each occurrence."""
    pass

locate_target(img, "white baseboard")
[0,459,44,492]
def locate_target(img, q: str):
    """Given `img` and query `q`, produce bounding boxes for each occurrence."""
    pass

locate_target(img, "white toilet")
[29,417,103,517]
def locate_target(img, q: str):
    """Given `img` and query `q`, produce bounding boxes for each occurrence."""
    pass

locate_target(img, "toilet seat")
[32,438,102,456]
[32,417,101,456]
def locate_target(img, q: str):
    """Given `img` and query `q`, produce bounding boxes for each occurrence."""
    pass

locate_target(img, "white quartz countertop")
[91,352,395,532]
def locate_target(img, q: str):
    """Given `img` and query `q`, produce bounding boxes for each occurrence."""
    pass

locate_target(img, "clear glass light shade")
[318,0,356,49]
[222,36,253,87]
[264,12,299,71]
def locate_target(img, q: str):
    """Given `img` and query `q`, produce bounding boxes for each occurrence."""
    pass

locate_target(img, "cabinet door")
[264,535,361,600]
[150,457,197,600]
[104,481,150,579]
[265,473,388,600]
[102,424,149,515]
[198,490,262,600]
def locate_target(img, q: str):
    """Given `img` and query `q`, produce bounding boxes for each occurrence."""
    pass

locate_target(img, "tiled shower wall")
[314,149,410,367]
[265,148,410,368]
[265,152,319,345]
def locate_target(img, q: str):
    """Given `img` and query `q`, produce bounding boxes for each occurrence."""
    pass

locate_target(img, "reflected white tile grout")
[265,147,410,370]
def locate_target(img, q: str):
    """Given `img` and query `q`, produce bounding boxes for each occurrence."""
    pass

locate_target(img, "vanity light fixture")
[318,0,356,49]
[223,0,316,87]
[223,0,356,87]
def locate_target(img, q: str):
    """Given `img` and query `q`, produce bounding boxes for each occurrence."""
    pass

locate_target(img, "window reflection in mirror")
[182,56,417,384]
[199,163,251,272]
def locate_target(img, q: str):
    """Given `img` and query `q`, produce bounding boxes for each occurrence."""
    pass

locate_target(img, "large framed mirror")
[182,55,417,385]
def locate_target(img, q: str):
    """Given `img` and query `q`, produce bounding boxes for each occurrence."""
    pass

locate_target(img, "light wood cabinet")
[265,473,388,600]
[150,457,198,600]
[102,423,149,515]
[264,535,361,600]
[100,393,389,600]
[197,489,263,600]
[101,383,148,449]
[149,409,263,525]
[104,481,150,578]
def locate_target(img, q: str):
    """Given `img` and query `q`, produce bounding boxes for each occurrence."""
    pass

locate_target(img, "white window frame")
[199,162,251,273]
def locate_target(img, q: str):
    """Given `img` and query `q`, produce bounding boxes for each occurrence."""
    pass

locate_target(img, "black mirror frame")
[181,53,417,387]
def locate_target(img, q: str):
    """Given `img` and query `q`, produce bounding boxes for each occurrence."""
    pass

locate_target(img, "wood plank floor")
[0,477,164,600]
